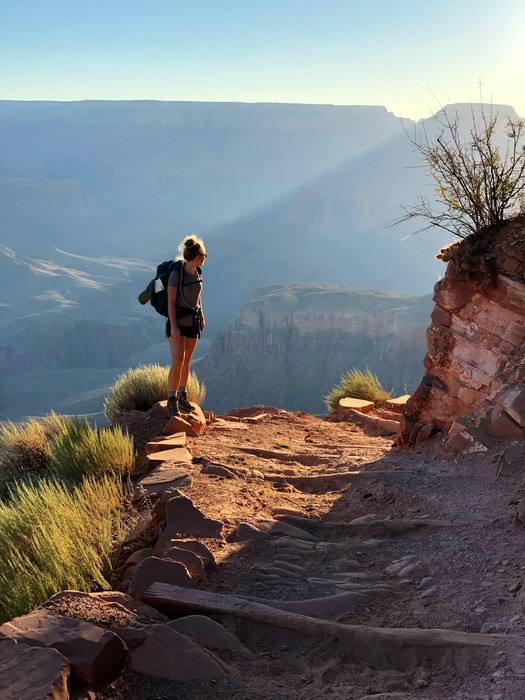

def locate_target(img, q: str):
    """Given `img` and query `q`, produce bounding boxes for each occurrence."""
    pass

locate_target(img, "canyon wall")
[198,284,431,414]
[397,217,525,452]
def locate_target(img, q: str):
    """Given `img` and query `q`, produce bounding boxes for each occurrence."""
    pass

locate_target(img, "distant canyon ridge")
[0,100,519,420]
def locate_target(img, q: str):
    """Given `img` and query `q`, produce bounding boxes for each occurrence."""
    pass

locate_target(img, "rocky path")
[107,409,525,699]
[5,409,525,699]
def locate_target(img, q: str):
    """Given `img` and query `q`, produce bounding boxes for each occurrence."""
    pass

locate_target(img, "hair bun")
[184,236,197,248]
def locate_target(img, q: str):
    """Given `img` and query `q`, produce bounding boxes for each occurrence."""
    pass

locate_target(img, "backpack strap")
[177,263,202,310]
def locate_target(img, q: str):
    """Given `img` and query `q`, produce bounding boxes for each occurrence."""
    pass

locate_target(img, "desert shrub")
[50,418,134,483]
[324,369,392,414]
[0,412,70,490]
[103,364,206,422]
[0,474,133,622]
[395,102,525,240]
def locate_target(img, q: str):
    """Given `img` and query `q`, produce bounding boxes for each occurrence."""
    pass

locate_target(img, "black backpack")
[138,260,202,318]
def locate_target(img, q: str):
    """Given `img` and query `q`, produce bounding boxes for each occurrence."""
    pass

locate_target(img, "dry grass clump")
[103,364,206,422]
[325,368,392,415]
[50,418,134,483]
[0,475,133,622]
[0,412,70,492]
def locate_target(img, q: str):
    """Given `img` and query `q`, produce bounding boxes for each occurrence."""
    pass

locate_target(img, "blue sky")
[1,0,523,119]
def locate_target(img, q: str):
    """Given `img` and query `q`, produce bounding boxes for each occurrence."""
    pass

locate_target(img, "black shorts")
[166,319,199,339]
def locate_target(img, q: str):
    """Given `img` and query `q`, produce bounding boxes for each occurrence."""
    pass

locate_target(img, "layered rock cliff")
[198,284,431,414]
[397,217,525,451]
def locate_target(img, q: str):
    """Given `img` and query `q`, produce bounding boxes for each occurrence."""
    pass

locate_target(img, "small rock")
[418,577,433,589]
[508,580,522,593]
[419,585,438,599]
[398,563,418,577]
[415,679,429,688]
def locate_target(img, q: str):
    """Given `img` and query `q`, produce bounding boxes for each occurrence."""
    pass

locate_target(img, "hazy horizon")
[1,0,523,121]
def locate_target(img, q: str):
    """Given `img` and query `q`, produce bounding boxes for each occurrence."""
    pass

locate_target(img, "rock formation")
[199,283,431,414]
[397,217,525,452]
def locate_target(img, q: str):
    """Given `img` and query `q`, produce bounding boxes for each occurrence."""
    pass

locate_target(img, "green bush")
[103,364,206,422]
[50,418,134,483]
[0,475,133,622]
[324,369,392,414]
[0,412,70,492]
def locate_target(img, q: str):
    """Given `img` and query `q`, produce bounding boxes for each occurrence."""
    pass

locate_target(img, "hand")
[170,326,182,341]
[200,317,206,332]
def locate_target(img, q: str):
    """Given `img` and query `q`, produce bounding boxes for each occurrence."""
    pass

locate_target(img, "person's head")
[178,235,207,263]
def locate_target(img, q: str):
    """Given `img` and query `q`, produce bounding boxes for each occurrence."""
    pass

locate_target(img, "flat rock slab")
[383,395,411,413]
[130,624,233,681]
[0,637,70,700]
[136,465,192,497]
[340,408,400,436]
[210,419,248,430]
[0,609,126,686]
[145,433,187,455]
[339,398,375,414]
[146,446,193,465]
[226,406,282,418]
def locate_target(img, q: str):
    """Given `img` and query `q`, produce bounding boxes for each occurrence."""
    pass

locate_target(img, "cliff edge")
[397,216,525,452]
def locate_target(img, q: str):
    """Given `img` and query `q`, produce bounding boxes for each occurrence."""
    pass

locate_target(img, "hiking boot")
[166,396,180,417]
[177,391,193,413]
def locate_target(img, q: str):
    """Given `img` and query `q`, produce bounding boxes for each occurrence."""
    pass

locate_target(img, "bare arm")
[167,282,181,340]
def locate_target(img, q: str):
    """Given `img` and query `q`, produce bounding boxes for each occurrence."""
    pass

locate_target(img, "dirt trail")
[104,411,525,699]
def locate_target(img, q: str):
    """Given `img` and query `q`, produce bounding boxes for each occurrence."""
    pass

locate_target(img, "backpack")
[138,260,202,318]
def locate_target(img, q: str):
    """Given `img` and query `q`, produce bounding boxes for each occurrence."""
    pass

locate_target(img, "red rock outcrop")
[397,217,525,452]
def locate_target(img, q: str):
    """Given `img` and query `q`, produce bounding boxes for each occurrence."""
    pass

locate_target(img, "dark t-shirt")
[168,263,202,326]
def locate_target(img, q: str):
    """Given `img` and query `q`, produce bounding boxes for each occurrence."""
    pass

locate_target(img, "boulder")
[496,387,525,428]
[130,625,233,680]
[184,404,207,434]
[157,495,223,544]
[163,415,199,437]
[226,522,271,543]
[163,547,208,582]
[128,557,196,600]
[487,409,525,439]
[0,610,126,686]
[153,539,218,571]
[0,637,70,700]
[168,615,251,656]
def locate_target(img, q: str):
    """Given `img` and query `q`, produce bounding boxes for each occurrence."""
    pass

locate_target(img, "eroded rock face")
[397,219,525,451]
[200,285,431,414]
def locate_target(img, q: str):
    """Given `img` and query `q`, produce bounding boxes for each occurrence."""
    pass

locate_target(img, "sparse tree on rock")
[396,103,525,240]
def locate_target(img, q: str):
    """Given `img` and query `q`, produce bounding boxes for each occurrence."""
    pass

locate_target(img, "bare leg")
[168,335,185,392]
[179,338,198,388]
[168,336,198,392]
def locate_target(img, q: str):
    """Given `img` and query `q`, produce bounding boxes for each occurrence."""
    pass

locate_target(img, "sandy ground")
[86,410,525,699]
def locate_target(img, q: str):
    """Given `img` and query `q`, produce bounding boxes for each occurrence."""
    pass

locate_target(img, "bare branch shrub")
[395,103,525,240]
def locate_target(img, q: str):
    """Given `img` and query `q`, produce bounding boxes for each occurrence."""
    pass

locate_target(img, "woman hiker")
[166,235,206,417]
